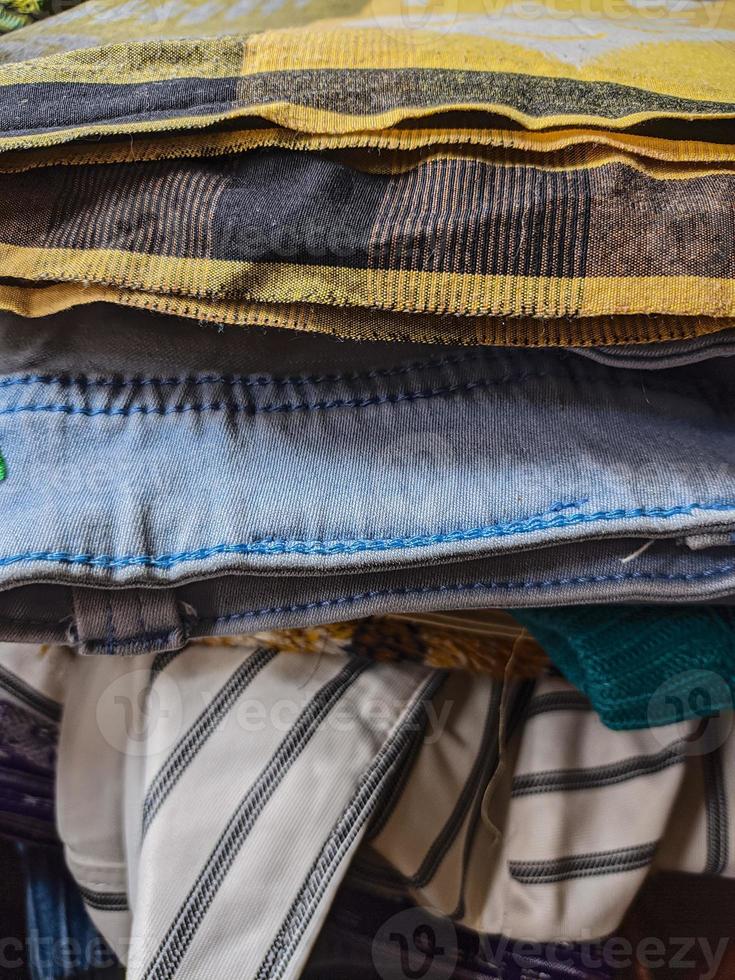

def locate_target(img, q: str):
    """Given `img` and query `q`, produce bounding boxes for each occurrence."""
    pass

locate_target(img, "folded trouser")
[2,146,735,327]
[44,642,438,979]
[0,641,733,973]
[358,673,735,942]
[2,0,734,159]
[1,306,735,653]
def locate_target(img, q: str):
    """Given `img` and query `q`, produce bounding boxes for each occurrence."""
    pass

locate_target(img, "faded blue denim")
[0,306,734,653]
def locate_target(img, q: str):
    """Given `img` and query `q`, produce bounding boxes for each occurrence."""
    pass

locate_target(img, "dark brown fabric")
[617,872,735,980]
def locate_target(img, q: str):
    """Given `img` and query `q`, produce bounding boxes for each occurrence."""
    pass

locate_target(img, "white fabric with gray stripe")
[357,674,734,942]
[9,642,437,978]
[0,643,733,974]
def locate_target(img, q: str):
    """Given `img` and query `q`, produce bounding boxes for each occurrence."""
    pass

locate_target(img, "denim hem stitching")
[201,560,735,628]
[0,371,723,419]
[0,350,487,391]
[0,371,547,417]
[1,499,734,571]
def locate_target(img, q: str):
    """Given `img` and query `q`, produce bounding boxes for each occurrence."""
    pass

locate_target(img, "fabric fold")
[1,307,735,651]
[39,640,436,978]
[1,146,735,325]
[2,641,733,968]
[0,0,734,154]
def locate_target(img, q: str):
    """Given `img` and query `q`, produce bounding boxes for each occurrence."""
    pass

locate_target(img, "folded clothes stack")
[0,0,733,977]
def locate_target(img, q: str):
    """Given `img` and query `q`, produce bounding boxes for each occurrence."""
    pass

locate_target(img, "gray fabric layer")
[573,329,735,370]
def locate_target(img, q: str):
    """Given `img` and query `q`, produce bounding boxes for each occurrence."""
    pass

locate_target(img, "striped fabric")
[1,146,734,338]
[355,673,735,942]
[0,0,733,340]
[49,642,439,979]
[0,0,733,152]
[1,641,732,975]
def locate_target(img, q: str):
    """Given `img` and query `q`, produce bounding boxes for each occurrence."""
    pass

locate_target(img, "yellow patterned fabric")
[197,611,550,677]
[0,142,733,335]
[0,0,734,153]
[0,0,732,339]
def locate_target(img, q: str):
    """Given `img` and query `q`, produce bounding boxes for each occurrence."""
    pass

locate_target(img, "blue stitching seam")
[0,369,720,419]
[0,351,486,392]
[0,375,538,418]
[2,499,734,571]
[203,560,735,628]
[48,557,735,649]
[0,371,546,418]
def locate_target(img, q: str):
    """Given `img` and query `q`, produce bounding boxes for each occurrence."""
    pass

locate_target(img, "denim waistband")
[0,306,734,652]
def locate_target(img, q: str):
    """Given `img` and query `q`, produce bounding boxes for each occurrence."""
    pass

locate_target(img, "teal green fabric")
[513,606,735,730]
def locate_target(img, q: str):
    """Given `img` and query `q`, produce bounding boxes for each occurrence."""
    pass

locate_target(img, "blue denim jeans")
[18,843,121,980]
[0,305,734,653]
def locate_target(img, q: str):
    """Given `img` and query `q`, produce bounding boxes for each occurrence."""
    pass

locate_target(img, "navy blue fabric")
[17,844,121,980]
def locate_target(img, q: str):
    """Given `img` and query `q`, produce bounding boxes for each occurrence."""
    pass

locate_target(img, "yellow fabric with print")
[0,0,732,341]
[0,0,733,157]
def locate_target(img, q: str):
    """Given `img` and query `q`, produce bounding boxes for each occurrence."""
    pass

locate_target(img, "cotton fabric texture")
[0,307,734,654]
[0,0,733,340]
[39,643,438,979]
[2,641,732,978]
[1,0,733,144]
[1,0,733,973]
[169,607,735,732]
[513,606,735,730]
[357,673,735,943]
[0,146,734,334]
